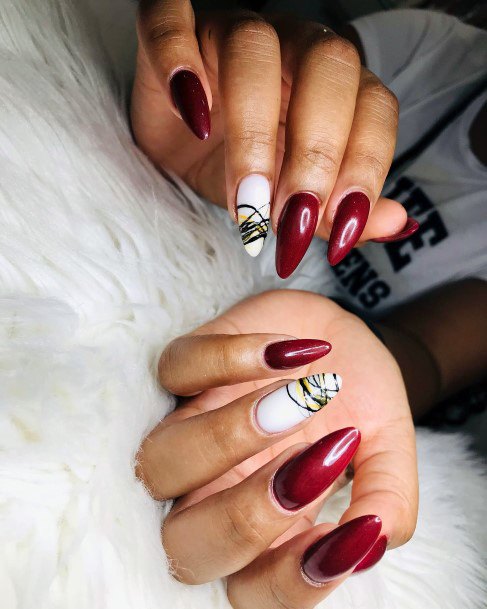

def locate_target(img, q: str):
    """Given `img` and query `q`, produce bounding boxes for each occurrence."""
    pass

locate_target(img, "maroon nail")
[353,535,387,574]
[372,217,419,243]
[169,70,210,140]
[273,428,360,510]
[264,339,331,370]
[302,515,382,583]
[276,193,320,278]
[327,192,370,266]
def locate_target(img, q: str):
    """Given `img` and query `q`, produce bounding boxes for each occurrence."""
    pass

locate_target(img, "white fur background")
[0,1,485,608]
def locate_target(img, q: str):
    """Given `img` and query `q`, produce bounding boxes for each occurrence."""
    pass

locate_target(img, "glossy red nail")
[276,193,320,278]
[353,535,387,573]
[327,192,370,266]
[302,515,382,583]
[372,217,419,243]
[264,339,331,370]
[273,428,360,510]
[170,70,210,140]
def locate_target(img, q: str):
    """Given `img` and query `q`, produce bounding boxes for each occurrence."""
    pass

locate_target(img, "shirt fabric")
[330,10,487,315]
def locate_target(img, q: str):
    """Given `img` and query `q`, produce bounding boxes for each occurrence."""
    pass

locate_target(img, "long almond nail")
[273,428,360,510]
[353,535,387,573]
[255,373,342,434]
[327,192,370,266]
[372,217,419,243]
[169,70,210,140]
[236,174,271,257]
[264,339,331,370]
[276,192,320,278]
[302,516,382,584]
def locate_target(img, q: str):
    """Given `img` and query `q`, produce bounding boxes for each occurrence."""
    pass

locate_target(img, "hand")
[136,290,418,609]
[132,1,417,277]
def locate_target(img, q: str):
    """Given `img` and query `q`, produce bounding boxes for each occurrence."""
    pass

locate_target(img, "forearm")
[376,279,487,419]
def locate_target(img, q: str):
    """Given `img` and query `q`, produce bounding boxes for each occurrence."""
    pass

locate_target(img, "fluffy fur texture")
[0,1,485,608]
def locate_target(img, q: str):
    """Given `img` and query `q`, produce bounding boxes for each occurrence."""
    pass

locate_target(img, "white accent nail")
[236,174,271,257]
[256,373,342,434]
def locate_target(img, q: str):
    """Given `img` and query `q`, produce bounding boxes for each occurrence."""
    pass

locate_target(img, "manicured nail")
[264,339,331,370]
[236,174,271,257]
[170,70,210,140]
[276,192,320,278]
[353,535,387,573]
[372,217,419,243]
[327,192,370,266]
[255,373,342,434]
[302,515,382,584]
[273,428,360,510]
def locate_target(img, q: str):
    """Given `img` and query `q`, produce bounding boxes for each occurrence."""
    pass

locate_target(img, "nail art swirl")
[237,202,270,257]
[286,373,342,415]
[256,373,342,434]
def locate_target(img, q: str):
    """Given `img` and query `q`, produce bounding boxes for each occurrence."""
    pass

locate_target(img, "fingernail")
[353,535,387,573]
[372,217,419,243]
[236,175,271,257]
[255,373,342,434]
[327,192,370,266]
[276,192,320,278]
[169,70,210,140]
[273,428,360,510]
[264,339,331,370]
[302,515,382,584]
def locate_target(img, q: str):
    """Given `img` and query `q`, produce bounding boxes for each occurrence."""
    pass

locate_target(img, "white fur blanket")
[0,1,485,608]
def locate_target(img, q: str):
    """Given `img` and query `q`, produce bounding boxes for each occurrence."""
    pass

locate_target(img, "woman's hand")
[136,290,418,609]
[132,1,415,276]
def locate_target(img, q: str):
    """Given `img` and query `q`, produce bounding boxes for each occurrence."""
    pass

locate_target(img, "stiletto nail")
[236,174,271,257]
[170,70,210,140]
[353,535,387,573]
[302,515,382,584]
[255,373,342,434]
[372,217,419,243]
[273,428,360,510]
[327,192,370,266]
[264,339,331,370]
[276,192,320,278]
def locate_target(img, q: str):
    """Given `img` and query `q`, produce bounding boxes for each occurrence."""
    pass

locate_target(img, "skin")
[131,2,487,605]
[132,0,408,241]
[137,290,418,608]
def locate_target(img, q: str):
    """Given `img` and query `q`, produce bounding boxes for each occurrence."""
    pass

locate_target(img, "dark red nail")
[327,192,370,266]
[353,535,387,574]
[273,428,360,510]
[372,217,419,243]
[264,339,331,370]
[302,515,382,583]
[169,70,210,140]
[276,193,320,278]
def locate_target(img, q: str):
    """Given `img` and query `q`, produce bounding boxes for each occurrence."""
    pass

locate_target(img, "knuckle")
[363,78,399,116]
[222,498,267,553]
[293,140,341,175]
[157,341,179,392]
[227,128,275,154]
[354,151,390,181]
[307,33,361,72]
[225,17,279,56]
[269,575,301,609]
[146,24,192,51]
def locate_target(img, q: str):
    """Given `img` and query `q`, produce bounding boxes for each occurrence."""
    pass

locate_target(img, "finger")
[273,26,361,278]
[137,0,211,139]
[227,516,382,609]
[137,383,348,498]
[158,334,331,395]
[315,196,410,243]
[325,70,399,264]
[211,13,281,255]
[340,417,418,551]
[164,431,359,584]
